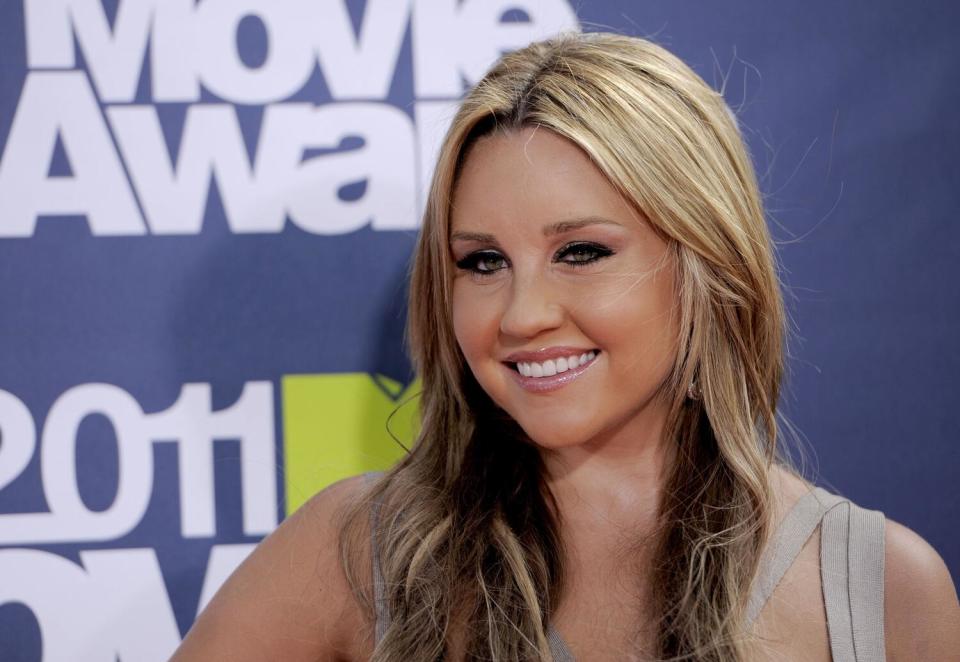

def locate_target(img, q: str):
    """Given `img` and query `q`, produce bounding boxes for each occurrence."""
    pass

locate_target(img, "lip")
[503,349,601,393]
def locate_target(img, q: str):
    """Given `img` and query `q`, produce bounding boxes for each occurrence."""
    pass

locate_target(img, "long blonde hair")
[341,32,785,661]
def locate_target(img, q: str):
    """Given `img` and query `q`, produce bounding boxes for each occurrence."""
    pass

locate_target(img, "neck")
[539,402,675,535]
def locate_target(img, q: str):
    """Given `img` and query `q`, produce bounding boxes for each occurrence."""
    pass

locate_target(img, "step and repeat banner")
[1,1,956,660]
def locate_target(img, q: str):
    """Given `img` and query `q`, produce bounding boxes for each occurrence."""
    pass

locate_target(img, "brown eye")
[456,250,508,275]
[555,242,614,266]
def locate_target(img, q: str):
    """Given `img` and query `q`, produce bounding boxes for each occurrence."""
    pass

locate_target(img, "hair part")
[341,31,786,661]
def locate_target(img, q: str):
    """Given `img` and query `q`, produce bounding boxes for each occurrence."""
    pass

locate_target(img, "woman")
[172,33,959,661]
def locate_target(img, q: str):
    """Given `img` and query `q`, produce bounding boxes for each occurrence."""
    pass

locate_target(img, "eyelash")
[455,242,615,276]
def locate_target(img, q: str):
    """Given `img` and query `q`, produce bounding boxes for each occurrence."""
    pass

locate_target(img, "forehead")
[450,126,641,233]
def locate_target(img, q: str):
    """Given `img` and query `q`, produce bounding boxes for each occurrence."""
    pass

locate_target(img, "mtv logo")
[281,373,418,515]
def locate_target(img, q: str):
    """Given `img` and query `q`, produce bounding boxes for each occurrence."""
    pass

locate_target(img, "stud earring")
[686,380,701,401]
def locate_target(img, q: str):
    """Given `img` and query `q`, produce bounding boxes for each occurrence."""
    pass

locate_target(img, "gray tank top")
[370,484,886,662]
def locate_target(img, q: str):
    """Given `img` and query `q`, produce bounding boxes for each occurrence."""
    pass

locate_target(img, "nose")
[498,271,566,339]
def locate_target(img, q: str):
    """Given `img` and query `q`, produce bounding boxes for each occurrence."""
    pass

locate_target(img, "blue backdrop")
[0,1,957,659]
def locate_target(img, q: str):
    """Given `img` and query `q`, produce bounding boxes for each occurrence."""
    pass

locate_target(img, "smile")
[505,350,600,393]
[515,351,597,377]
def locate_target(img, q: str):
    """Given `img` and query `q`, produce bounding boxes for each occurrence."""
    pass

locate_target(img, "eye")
[554,242,614,266]
[455,250,508,275]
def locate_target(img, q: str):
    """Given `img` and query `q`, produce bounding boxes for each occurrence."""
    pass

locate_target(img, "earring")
[686,380,700,401]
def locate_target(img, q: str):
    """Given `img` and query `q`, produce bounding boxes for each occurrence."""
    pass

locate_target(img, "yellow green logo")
[281,373,418,516]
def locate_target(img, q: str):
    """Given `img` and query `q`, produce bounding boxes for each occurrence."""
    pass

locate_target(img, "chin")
[512,419,593,450]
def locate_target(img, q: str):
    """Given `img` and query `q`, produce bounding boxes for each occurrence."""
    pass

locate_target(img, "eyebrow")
[449,217,622,243]
[543,217,622,236]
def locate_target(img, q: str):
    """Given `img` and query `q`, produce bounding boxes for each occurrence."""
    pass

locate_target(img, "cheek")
[622,281,681,379]
[451,283,499,364]
[582,268,680,371]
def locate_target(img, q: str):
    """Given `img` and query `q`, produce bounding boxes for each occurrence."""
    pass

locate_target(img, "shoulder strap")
[746,487,845,627]
[548,624,576,662]
[365,472,390,646]
[821,499,886,662]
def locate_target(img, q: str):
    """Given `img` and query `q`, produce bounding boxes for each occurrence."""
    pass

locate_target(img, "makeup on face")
[450,127,679,450]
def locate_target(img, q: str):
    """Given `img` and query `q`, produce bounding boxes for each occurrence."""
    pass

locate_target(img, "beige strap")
[848,504,885,660]
[821,500,886,661]
[548,624,575,662]
[822,502,856,661]
[745,487,845,627]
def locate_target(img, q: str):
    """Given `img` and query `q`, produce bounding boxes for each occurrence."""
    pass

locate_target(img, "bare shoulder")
[768,463,816,519]
[171,474,375,662]
[884,518,960,662]
[750,465,832,661]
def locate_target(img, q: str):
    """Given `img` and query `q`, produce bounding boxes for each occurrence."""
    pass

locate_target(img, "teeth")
[516,351,596,378]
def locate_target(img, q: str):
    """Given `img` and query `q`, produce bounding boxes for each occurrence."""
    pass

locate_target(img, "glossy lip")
[503,348,601,393]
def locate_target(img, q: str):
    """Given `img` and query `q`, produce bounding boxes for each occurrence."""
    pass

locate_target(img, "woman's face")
[449,126,680,451]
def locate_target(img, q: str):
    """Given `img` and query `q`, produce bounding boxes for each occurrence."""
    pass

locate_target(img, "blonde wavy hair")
[341,32,785,661]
